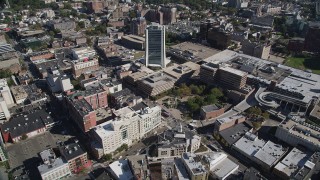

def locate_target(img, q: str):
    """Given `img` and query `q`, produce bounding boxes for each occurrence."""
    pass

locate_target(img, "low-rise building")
[71,58,99,78]
[163,62,200,84]
[200,104,224,120]
[0,44,20,70]
[59,139,91,174]
[69,86,108,110]
[127,155,150,180]
[157,128,201,158]
[121,35,145,50]
[0,109,55,143]
[214,115,246,132]
[10,85,28,104]
[274,148,319,180]
[109,88,142,109]
[46,68,74,93]
[137,72,176,97]
[29,51,55,61]
[181,152,208,180]
[37,149,71,180]
[275,119,320,151]
[232,132,287,171]
[0,79,14,107]
[108,159,134,180]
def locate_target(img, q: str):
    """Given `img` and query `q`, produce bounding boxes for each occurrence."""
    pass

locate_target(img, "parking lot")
[6,124,74,170]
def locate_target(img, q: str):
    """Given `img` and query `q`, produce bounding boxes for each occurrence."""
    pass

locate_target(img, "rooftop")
[127,155,149,179]
[233,132,287,167]
[38,149,68,175]
[122,35,145,43]
[163,62,200,79]
[278,119,320,148]
[168,42,220,62]
[1,109,53,139]
[108,159,134,180]
[182,152,207,175]
[59,139,86,161]
[141,72,176,88]
[219,122,251,145]
[274,148,315,178]
[201,104,221,112]
[216,115,245,125]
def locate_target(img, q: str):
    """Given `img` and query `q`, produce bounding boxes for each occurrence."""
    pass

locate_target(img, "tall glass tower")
[145,23,166,68]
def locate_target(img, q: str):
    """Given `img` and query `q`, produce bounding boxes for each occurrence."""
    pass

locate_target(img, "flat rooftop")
[274,148,313,178]
[163,62,200,79]
[204,50,320,104]
[278,119,320,148]
[109,160,134,180]
[233,132,287,167]
[122,35,145,43]
[141,72,176,88]
[168,42,220,62]
[219,122,252,145]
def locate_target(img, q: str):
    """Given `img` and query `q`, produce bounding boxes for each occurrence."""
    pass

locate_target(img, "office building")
[199,62,220,85]
[157,128,201,158]
[232,132,287,170]
[137,72,175,97]
[275,119,320,151]
[59,139,91,174]
[163,62,200,84]
[92,102,161,158]
[131,17,147,36]
[240,40,271,60]
[218,66,248,90]
[145,23,166,68]
[37,149,71,180]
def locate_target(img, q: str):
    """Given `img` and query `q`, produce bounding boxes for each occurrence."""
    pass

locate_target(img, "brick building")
[59,139,91,174]
[200,104,224,120]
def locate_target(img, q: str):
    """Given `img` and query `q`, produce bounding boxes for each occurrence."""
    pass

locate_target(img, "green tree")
[101,154,112,161]
[262,112,270,119]
[205,94,217,104]
[210,88,223,98]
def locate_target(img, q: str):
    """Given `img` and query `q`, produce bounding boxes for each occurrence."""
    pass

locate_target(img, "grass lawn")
[285,56,320,74]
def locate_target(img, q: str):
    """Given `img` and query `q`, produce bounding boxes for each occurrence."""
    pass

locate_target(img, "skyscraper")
[145,23,166,68]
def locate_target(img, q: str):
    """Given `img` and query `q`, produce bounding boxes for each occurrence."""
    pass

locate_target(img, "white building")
[108,160,134,180]
[46,69,74,93]
[0,98,10,121]
[275,119,320,151]
[92,102,161,158]
[0,79,14,107]
[37,149,71,180]
[72,47,96,61]
[232,132,287,170]
[145,23,166,68]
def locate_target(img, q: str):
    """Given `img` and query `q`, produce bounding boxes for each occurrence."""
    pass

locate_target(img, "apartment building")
[69,86,108,110]
[92,102,161,158]
[66,97,97,133]
[131,17,147,36]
